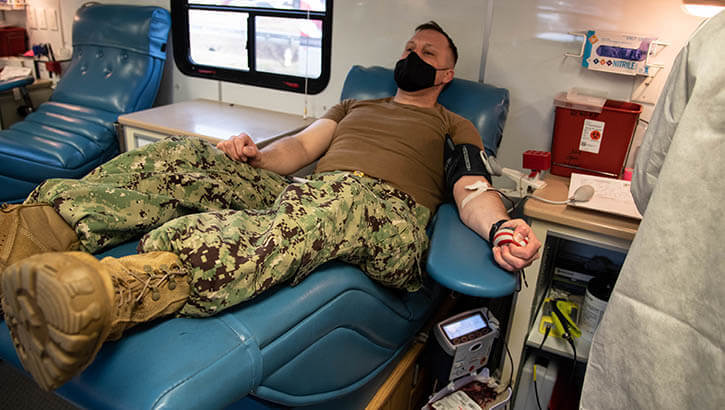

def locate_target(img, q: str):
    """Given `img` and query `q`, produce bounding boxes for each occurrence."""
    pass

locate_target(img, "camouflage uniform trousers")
[26,136,431,317]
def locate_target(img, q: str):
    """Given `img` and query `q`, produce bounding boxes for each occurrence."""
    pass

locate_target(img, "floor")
[0,359,78,409]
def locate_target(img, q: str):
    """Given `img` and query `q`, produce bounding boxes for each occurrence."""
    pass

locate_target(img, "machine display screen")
[442,312,487,341]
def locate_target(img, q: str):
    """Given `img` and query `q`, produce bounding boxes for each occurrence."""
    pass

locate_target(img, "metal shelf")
[0,5,25,11]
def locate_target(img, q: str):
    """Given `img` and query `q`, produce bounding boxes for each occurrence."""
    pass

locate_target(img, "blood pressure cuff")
[443,134,492,196]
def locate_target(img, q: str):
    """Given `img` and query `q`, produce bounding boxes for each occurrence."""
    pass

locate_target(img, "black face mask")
[394,51,445,92]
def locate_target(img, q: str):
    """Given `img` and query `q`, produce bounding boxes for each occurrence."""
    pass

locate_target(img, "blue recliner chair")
[0,66,516,409]
[0,4,171,203]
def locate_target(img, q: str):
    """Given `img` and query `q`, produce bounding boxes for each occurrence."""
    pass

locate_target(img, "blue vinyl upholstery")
[0,4,170,203]
[0,75,34,93]
[340,65,509,157]
[342,66,516,297]
[0,66,513,409]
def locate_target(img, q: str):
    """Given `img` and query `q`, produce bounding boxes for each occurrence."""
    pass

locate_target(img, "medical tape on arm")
[461,180,490,209]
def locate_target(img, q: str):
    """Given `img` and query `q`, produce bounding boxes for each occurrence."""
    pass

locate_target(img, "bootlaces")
[113,263,185,309]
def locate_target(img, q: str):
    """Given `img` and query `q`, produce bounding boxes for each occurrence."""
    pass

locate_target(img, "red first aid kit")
[550,92,641,178]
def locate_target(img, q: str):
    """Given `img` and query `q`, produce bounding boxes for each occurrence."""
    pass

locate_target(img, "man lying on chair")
[0,21,541,391]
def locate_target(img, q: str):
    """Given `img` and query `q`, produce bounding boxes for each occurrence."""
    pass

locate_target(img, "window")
[172,1,333,94]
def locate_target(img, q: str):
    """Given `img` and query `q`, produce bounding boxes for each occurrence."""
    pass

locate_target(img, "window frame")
[171,1,333,95]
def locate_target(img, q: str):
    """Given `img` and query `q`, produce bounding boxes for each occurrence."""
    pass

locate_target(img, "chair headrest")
[72,4,171,60]
[340,66,509,157]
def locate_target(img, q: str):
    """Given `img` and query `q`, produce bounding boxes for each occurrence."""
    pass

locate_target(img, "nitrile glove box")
[550,92,641,179]
[581,30,657,76]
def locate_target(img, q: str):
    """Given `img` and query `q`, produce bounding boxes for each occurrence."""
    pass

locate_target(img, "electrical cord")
[534,374,543,410]
[564,333,578,386]
[503,339,514,393]
[534,324,552,410]
[552,299,579,386]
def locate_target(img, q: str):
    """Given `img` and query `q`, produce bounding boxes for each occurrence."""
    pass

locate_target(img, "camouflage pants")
[27,136,431,317]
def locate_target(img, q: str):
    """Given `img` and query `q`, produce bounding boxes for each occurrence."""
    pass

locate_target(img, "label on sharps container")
[579,119,605,154]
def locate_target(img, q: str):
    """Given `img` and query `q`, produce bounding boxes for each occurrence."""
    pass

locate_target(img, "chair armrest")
[426,203,517,297]
[0,75,34,93]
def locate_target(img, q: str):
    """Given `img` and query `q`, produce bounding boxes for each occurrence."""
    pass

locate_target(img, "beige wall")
[485,0,705,175]
[25,0,711,172]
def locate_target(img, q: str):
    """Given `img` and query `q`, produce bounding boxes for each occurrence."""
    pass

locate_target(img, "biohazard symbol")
[590,130,601,140]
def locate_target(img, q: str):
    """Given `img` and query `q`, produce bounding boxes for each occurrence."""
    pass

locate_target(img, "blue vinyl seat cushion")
[0,251,438,409]
[0,65,513,409]
[0,4,170,203]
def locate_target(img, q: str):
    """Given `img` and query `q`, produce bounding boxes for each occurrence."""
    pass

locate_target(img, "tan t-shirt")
[315,97,483,211]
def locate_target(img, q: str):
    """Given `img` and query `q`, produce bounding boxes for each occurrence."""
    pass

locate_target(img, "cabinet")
[117,98,315,151]
[502,175,640,405]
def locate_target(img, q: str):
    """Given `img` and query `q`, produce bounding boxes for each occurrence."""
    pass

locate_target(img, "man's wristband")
[488,219,510,247]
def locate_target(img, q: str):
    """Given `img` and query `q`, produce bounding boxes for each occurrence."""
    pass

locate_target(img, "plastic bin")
[513,355,558,410]
[551,95,641,178]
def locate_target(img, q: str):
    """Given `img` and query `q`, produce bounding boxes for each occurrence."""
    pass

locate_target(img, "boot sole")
[1,253,112,391]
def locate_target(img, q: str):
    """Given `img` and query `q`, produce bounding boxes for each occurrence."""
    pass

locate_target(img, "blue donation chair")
[0,66,516,409]
[0,4,171,203]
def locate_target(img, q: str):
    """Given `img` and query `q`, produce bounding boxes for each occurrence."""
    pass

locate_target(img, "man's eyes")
[404,45,435,57]
[405,48,434,55]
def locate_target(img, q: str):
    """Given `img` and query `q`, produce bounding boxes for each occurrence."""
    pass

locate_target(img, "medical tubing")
[462,186,515,212]
[526,194,571,205]
[494,188,516,209]
[519,269,528,288]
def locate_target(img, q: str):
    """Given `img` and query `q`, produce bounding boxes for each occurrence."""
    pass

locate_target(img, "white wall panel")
[220,0,488,118]
[51,0,707,171]
[57,0,487,119]
[485,0,704,172]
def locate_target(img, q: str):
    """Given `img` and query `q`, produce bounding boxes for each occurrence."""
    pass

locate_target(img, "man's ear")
[443,68,455,84]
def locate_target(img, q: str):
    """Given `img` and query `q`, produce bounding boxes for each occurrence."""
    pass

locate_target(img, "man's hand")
[217,133,262,167]
[453,175,541,273]
[492,218,541,272]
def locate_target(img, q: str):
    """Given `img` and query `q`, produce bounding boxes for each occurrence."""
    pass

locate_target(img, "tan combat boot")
[0,203,80,272]
[0,203,80,317]
[0,251,189,391]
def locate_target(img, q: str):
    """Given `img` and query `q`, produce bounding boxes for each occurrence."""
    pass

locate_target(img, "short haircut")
[415,21,458,65]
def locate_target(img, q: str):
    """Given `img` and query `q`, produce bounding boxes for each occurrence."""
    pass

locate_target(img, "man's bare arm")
[217,118,337,175]
[453,175,541,271]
